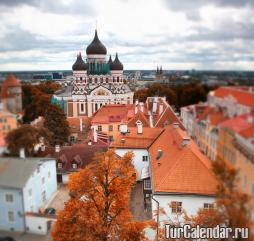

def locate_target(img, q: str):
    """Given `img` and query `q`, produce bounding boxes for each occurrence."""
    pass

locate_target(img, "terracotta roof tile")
[149,125,218,195]
[91,104,134,124]
[110,127,163,149]
[213,87,254,107]
[219,113,254,138]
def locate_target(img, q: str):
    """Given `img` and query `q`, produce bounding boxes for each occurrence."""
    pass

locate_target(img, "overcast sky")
[0,0,254,71]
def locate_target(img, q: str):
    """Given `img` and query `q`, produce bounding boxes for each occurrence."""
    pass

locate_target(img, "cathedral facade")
[52,30,134,117]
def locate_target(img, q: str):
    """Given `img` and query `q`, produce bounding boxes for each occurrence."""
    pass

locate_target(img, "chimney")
[139,102,144,112]
[19,148,25,159]
[173,122,179,129]
[119,123,128,134]
[137,121,143,134]
[55,145,60,153]
[135,105,138,114]
[182,137,190,146]
[80,118,83,132]
[152,97,158,113]
[159,103,164,116]
[148,111,154,128]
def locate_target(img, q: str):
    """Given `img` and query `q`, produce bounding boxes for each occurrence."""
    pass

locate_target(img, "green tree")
[44,104,70,145]
[5,124,52,157]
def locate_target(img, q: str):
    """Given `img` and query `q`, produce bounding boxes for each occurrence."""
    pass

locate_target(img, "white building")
[110,123,163,180]
[52,30,134,117]
[148,124,217,224]
[0,157,57,233]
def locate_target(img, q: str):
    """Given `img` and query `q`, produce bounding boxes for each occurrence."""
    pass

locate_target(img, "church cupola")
[86,30,107,55]
[110,53,123,71]
[72,53,87,71]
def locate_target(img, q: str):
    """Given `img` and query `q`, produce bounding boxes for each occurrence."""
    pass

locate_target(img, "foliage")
[22,81,60,123]
[5,124,52,156]
[52,150,154,241]
[134,83,211,109]
[44,104,70,145]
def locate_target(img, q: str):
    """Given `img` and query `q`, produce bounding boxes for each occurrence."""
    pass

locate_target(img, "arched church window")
[95,78,98,83]
[106,78,109,83]
[117,77,119,82]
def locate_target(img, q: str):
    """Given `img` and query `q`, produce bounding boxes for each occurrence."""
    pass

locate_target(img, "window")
[109,125,113,132]
[204,203,214,209]
[143,179,151,190]
[42,177,45,185]
[70,136,75,142]
[5,194,13,203]
[42,191,46,202]
[57,162,63,169]
[80,103,85,113]
[98,125,102,132]
[8,211,15,222]
[109,136,113,142]
[171,201,182,214]
[142,156,148,162]
[72,163,78,169]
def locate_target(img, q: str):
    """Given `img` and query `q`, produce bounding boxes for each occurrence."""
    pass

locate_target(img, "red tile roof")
[212,87,254,107]
[91,104,134,124]
[219,113,254,136]
[44,143,107,172]
[149,125,218,195]
[128,111,150,127]
[110,127,163,149]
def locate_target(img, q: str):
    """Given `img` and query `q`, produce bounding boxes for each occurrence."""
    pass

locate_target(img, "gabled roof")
[219,113,254,138]
[110,127,163,149]
[149,125,217,195]
[46,143,107,171]
[0,158,52,189]
[212,87,254,107]
[91,104,134,124]
[128,111,150,127]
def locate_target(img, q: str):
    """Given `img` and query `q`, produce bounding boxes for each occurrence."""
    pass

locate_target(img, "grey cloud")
[0,0,95,16]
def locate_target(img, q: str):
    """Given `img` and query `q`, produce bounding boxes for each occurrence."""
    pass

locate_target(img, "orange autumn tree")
[52,150,154,241]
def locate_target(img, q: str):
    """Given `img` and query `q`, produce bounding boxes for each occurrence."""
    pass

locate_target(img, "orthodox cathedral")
[52,30,134,117]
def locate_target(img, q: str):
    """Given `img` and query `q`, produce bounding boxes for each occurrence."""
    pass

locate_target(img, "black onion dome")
[86,30,107,55]
[111,53,123,71]
[72,53,87,71]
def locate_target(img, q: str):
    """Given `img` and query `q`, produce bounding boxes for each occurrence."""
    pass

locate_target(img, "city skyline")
[0,0,254,71]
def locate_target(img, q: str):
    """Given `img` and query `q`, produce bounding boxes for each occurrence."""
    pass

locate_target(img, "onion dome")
[110,53,123,71]
[72,53,87,71]
[86,30,107,55]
